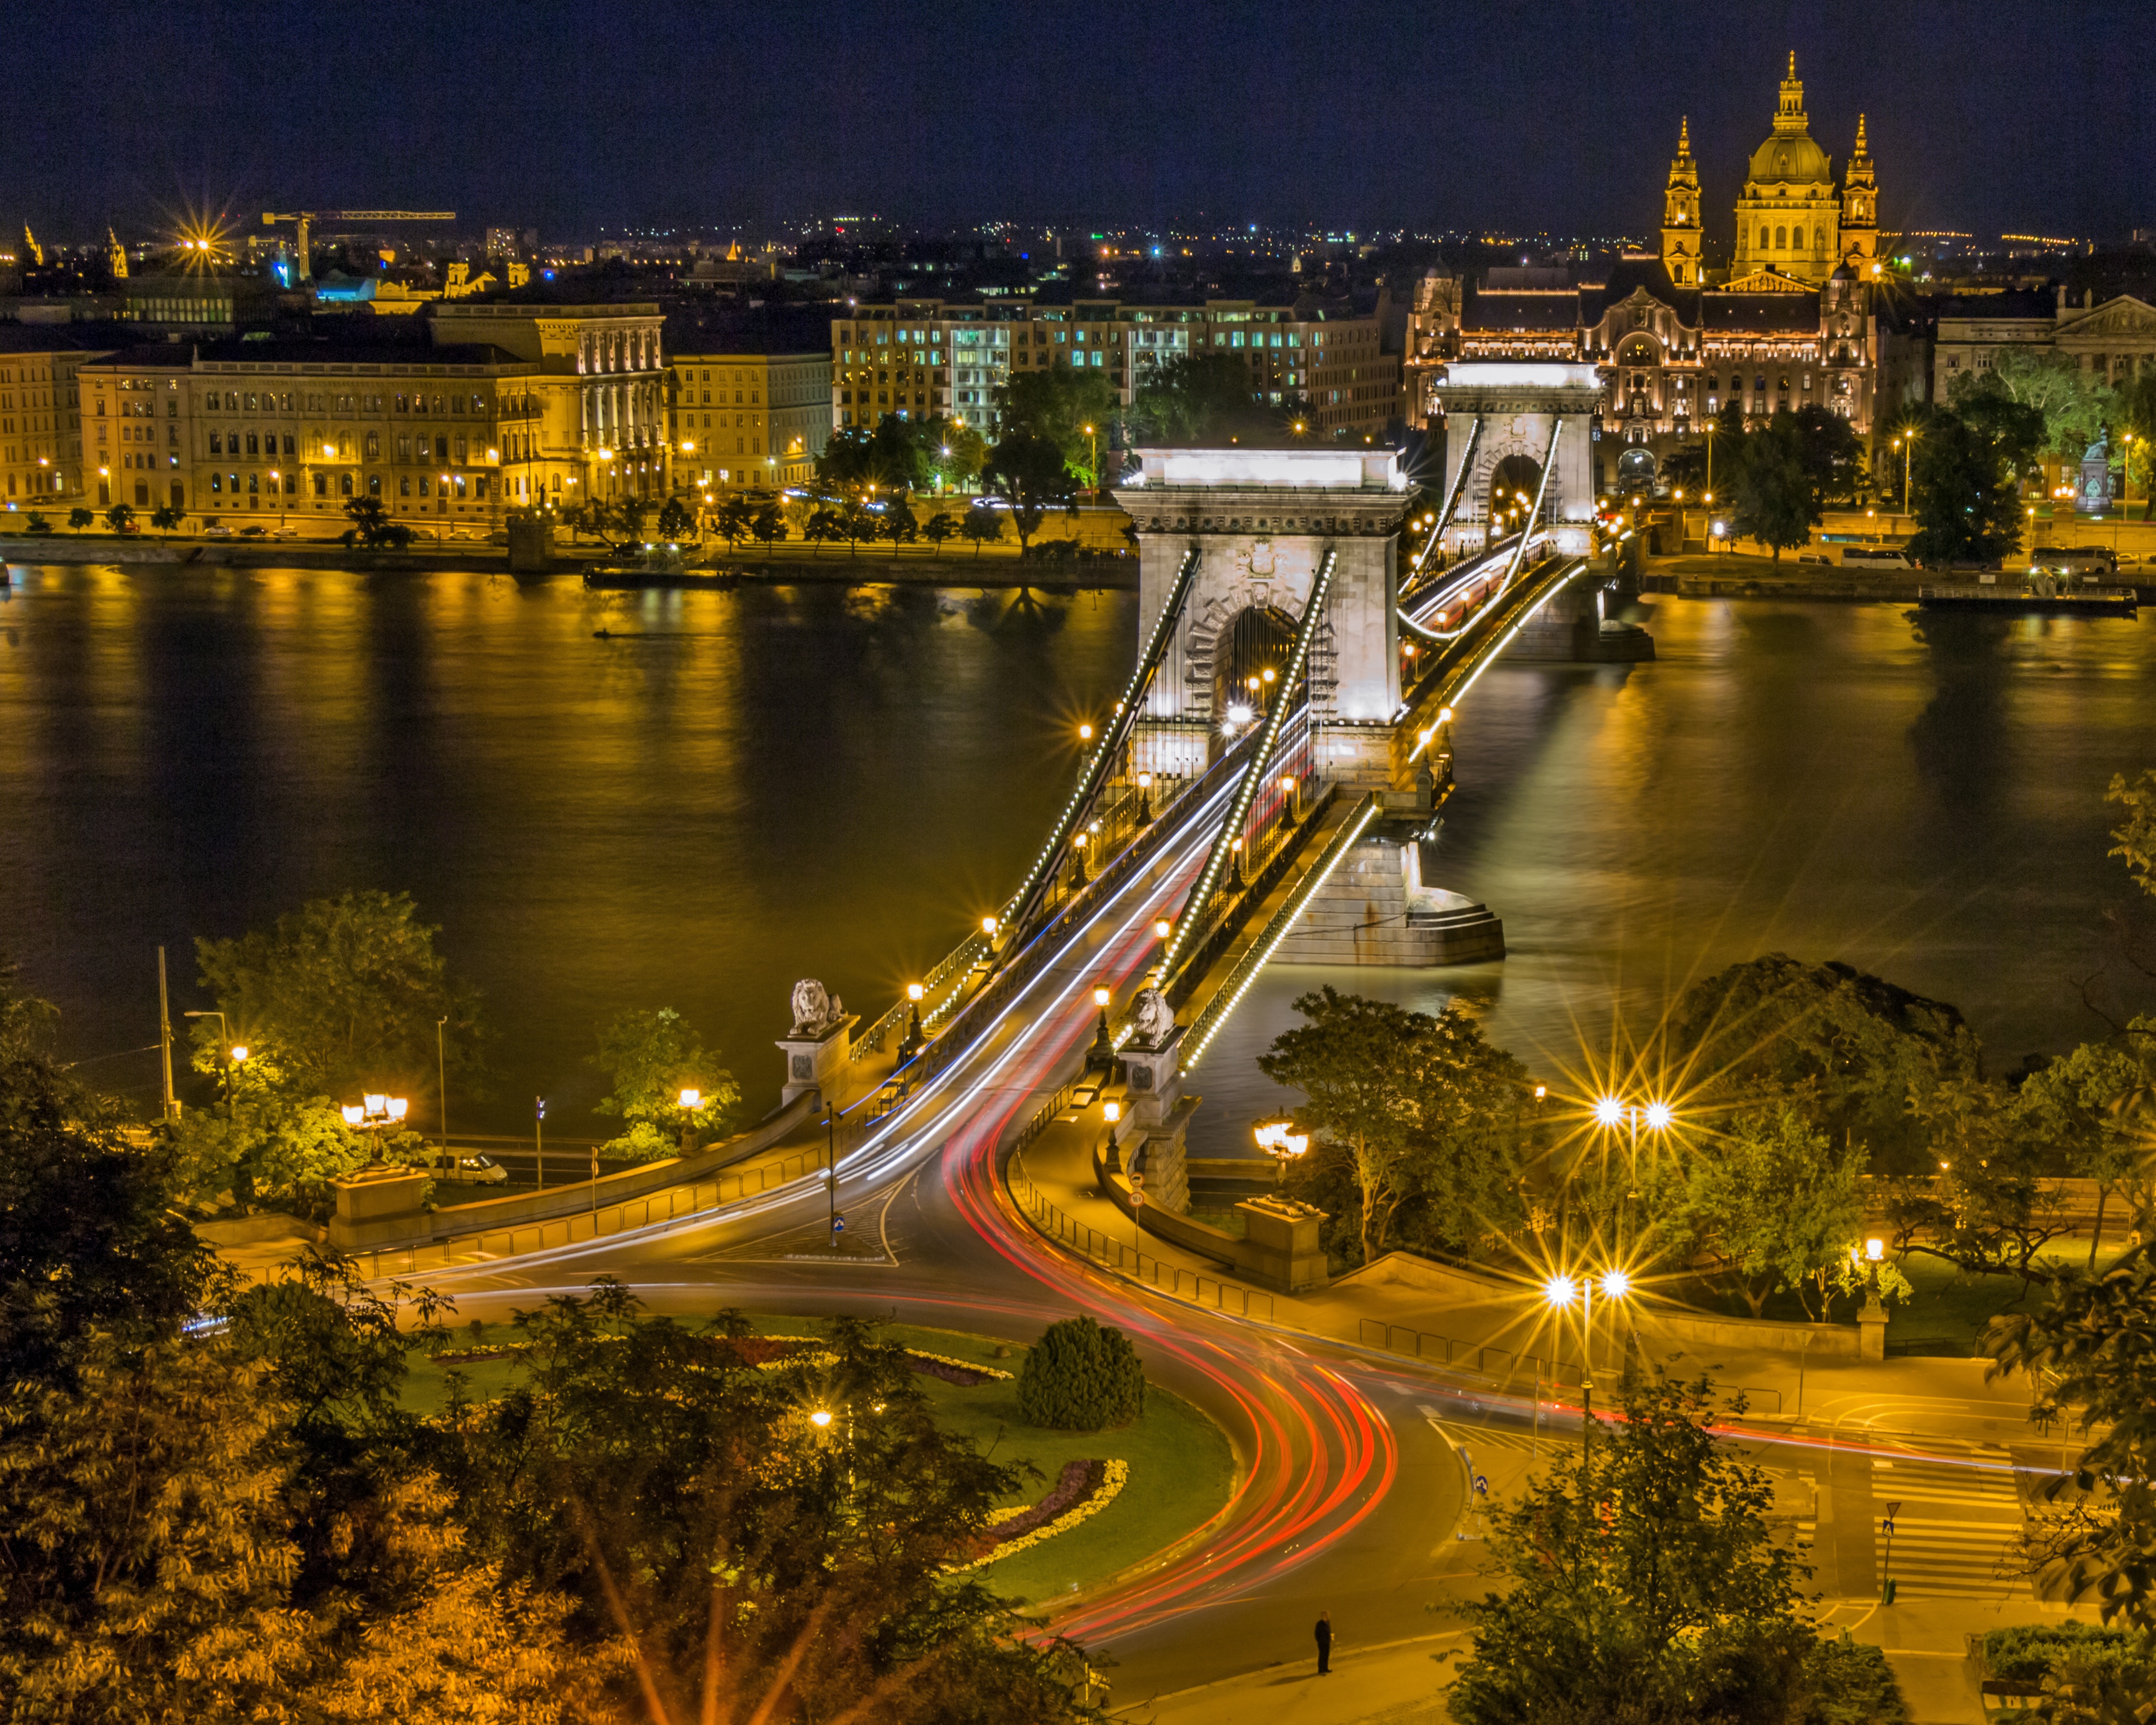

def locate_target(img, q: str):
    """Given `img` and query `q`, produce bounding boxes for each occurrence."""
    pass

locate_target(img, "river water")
[3,565,2153,1146]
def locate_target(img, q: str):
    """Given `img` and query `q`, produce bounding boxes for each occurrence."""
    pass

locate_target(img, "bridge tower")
[1112,445,1504,966]
[1432,362,1603,560]
[1113,446,1408,793]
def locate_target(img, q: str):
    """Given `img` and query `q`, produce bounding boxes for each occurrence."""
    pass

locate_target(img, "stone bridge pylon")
[1111,446,1504,966]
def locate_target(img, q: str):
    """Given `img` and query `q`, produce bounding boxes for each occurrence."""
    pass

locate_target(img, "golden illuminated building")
[0,330,94,509]
[1707,54,1882,290]
[670,350,830,491]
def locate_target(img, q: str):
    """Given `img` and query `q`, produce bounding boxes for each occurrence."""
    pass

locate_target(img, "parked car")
[204,523,232,538]
[432,1152,508,1185]
[238,525,267,538]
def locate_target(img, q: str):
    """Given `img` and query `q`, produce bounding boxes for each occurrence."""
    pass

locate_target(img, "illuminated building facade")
[669,350,830,491]
[0,328,95,509]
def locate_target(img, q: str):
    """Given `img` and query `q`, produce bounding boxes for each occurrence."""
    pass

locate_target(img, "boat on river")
[1917,585,2137,617]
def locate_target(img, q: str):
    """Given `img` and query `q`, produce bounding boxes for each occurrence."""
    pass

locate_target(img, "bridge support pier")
[1275,812,1505,966]
[1503,577,1656,664]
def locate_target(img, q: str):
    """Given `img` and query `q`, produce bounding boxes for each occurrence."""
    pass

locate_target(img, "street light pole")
[436,1015,448,1155]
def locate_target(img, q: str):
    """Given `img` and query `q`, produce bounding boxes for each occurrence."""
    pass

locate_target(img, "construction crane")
[260,209,455,281]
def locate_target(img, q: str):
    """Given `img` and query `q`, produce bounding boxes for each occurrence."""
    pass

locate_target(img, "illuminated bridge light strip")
[1182,794,1381,1071]
[999,546,1204,934]
[1157,548,1337,982]
[1406,414,1481,584]
[1403,556,1587,764]
[1491,418,1563,599]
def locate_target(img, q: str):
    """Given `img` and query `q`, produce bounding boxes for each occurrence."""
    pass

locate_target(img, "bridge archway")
[1211,604,1296,734]
[1430,362,1603,558]
[1487,454,1542,537]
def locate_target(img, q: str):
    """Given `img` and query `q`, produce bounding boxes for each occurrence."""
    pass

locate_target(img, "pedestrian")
[1314,1609,1332,1675]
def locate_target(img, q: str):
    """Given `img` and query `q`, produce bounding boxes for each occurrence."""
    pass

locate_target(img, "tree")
[803,504,846,555]
[922,511,957,552]
[959,502,1005,557]
[1017,1314,1145,1430]
[166,1043,389,1212]
[556,501,592,543]
[615,496,648,542]
[104,501,136,534]
[1907,406,2027,567]
[439,1289,1098,1724]
[655,496,693,540]
[341,495,413,551]
[0,965,214,1392]
[927,419,988,493]
[1955,347,2113,466]
[1259,987,1425,1264]
[1395,1005,1536,1256]
[2013,1036,2153,1268]
[981,432,1078,558]
[1658,1100,1878,1318]
[841,498,881,556]
[1668,954,1983,1172]
[749,500,787,546]
[149,502,185,538]
[194,890,485,1106]
[714,493,756,548]
[998,368,1120,482]
[1131,351,1259,443]
[67,505,94,531]
[24,510,53,534]
[1984,1241,2156,1630]
[1789,405,1865,508]
[1449,1371,1876,1725]
[589,1006,740,1161]
[881,493,921,546]
[1727,411,1818,558]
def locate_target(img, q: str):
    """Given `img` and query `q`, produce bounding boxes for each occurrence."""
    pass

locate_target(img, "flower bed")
[905,1347,1013,1385]
[948,1459,1130,1572]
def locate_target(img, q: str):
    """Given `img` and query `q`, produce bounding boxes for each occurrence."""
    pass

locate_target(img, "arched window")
[1775,226,1787,249]
[1790,226,1804,251]
[340,473,353,497]
[1760,225,1772,250]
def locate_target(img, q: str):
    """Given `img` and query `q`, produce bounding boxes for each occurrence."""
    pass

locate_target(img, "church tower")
[1660,117,1702,286]
[1732,53,1842,285]
[1840,113,1880,275]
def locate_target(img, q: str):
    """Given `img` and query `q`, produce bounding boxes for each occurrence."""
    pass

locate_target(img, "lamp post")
[436,1015,449,1156]
[825,1099,842,1249]
[1089,983,1115,1069]
[1544,1266,1631,1466]
[270,469,285,534]
[183,1009,248,1119]
[1134,770,1154,825]
[898,982,926,1062]
[1082,422,1098,495]
[1254,1118,1309,1184]
[677,1086,702,1158]
[340,1092,410,1162]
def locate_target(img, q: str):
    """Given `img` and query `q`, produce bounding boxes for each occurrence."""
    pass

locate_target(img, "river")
[3,565,2153,1146]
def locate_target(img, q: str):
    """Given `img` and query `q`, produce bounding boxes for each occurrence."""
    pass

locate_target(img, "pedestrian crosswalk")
[1873,1453,2026,1600]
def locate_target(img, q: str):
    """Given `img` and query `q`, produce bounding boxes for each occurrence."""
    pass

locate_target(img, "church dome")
[1747,132,1832,187]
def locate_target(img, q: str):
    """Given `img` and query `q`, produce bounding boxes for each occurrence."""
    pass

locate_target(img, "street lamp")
[1544,1265,1632,1463]
[1134,769,1154,825]
[1253,1118,1309,1183]
[340,1093,410,1161]
[1090,982,1115,1069]
[677,1086,702,1157]
[269,469,285,534]
[898,982,926,1061]
[1082,422,1098,493]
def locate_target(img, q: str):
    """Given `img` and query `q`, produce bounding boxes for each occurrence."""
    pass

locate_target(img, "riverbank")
[0,535,1137,589]
[1644,551,2156,602]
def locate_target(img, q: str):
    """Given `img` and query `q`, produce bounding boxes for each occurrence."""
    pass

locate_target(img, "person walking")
[1314,1609,1333,1675]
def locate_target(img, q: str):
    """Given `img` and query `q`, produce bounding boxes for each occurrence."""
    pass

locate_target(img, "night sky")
[17,0,2155,243]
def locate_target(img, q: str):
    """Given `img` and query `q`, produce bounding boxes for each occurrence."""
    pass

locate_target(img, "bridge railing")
[830,735,1260,1160]
[1006,1090,1276,1323]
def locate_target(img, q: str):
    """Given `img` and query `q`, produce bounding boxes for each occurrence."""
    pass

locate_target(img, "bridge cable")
[1495,418,1564,594]
[998,545,1204,945]
[1403,414,1482,594]
[1157,547,1338,985]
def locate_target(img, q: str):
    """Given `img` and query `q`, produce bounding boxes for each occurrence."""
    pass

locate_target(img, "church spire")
[1661,114,1703,285]
[1775,51,1808,132]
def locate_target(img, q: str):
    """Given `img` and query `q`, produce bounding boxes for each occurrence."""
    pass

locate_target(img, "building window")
[365,433,380,458]
[368,475,381,496]
[400,476,411,496]
[340,473,353,497]
[313,473,327,496]
[210,432,223,454]
[1791,226,1804,251]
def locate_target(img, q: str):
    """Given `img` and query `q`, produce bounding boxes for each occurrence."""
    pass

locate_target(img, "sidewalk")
[1123,1634,1458,1724]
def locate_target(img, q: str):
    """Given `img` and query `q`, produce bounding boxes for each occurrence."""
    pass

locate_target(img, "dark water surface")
[0,565,1130,1129]
[3,567,2153,1144]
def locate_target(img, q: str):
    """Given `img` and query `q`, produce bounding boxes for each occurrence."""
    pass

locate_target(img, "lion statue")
[1131,987,1176,1046]
[790,978,844,1037]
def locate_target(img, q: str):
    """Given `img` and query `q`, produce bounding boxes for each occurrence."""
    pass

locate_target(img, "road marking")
[1874,1455,2026,1599]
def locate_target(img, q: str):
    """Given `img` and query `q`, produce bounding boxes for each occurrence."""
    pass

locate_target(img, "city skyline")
[12,0,2154,243]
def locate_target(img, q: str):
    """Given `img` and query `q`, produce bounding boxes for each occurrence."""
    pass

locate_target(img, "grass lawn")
[397,1313,1237,1607]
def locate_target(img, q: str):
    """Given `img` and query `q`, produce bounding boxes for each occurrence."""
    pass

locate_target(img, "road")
[399,725,2077,1719]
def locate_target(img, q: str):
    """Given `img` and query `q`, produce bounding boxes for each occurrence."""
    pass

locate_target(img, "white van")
[2030,546,2116,581]
[1841,546,1914,569]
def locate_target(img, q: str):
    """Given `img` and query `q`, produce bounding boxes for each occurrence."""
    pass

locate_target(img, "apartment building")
[830,297,1403,442]
[0,325,103,509]
[669,351,831,490]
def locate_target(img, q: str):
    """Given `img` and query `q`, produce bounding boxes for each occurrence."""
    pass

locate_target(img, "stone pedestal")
[1236,1194,1330,1292]
[507,513,554,573]
[327,1163,432,1253]
[1857,1295,1888,1362]
[775,1015,856,1108]
[1122,1023,1185,1128]
[1132,1097,1197,1215]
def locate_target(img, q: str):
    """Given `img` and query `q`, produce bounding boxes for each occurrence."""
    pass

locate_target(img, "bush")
[1984,1622,2139,1684]
[1017,1314,1144,1431]
[1803,1638,1908,1724]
